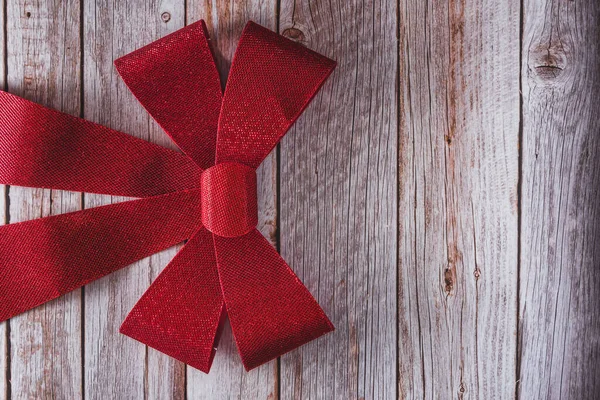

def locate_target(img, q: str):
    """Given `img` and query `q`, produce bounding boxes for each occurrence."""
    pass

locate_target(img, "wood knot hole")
[282,28,306,43]
[161,12,171,23]
[26,11,31,18]
[444,268,454,293]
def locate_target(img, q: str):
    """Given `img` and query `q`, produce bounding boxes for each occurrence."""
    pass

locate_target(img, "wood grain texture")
[185,2,278,398]
[6,1,82,399]
[82,1,186,399]
[519,0,600,398]
[278,1,397,399]
[397,0,520,398]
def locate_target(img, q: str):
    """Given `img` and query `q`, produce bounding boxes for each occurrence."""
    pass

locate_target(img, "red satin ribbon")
[0,20,336,372]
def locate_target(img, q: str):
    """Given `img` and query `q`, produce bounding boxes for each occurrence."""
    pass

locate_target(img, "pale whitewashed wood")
[6,1,82,399]
[279,1,397,399]
[519,0,600,398]
[186,2,278,398]
[0,2,6,399]
[398,1,520,398]
[82,1,186,399]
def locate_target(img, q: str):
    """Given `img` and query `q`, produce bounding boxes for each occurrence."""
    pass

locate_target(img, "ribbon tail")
[0,189,202,322]
[214,229,334,370]
[0,91,202,197]
[120,227,225,373]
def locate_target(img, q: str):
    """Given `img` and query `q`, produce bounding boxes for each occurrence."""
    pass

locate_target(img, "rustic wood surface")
[398,1,520,398]
[7,1,82,398]
[519,0,600,398]
[1,0,598,399]
[278,1,397,399]
[0,1,5,397]
[82,1,187,399]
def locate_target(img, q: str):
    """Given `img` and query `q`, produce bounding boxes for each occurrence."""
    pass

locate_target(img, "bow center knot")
[200,162,258,237]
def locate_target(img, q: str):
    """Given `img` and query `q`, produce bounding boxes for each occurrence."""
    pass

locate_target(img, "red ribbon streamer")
[0,20,336,372]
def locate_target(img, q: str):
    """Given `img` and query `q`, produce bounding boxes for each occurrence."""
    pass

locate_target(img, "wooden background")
[0,0,598,398]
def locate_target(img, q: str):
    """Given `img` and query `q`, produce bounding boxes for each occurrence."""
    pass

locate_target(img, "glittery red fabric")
[0,20,335,372]
[200,162,257,238]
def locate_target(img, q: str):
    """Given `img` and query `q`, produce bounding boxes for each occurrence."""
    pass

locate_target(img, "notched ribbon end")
[215,230,335,372]
[120,317,216,373]
[117,227,226,374]
[241,315,335,372]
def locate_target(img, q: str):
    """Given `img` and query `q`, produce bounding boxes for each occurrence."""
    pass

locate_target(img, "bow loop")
[115,21,222,170]
[216,22,337,168]
[214,230,334,370]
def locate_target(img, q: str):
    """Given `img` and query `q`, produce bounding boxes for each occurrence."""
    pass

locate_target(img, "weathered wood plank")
[185,2,278,398]
[140,7,187,400]
[0,2,6,398]
[519,0,600,398]
[0,194,4,400]
[278,1,397,399]
[398,1,520,398]
[6,1,82,399]
[82,1,186,399]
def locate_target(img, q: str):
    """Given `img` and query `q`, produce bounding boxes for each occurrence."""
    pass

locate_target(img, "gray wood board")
[398,0,520,398]
[278,0,398,399]
[519,0,600,398]
[6,1,82,398]
[82,1,186,399]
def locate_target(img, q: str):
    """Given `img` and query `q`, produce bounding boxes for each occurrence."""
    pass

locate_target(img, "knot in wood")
[200,162,257,237]
[281,28,306,44]
[530,44,568,83]
[444,267,455,293]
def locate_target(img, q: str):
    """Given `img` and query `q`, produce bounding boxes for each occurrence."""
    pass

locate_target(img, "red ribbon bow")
[0,21,336,372]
